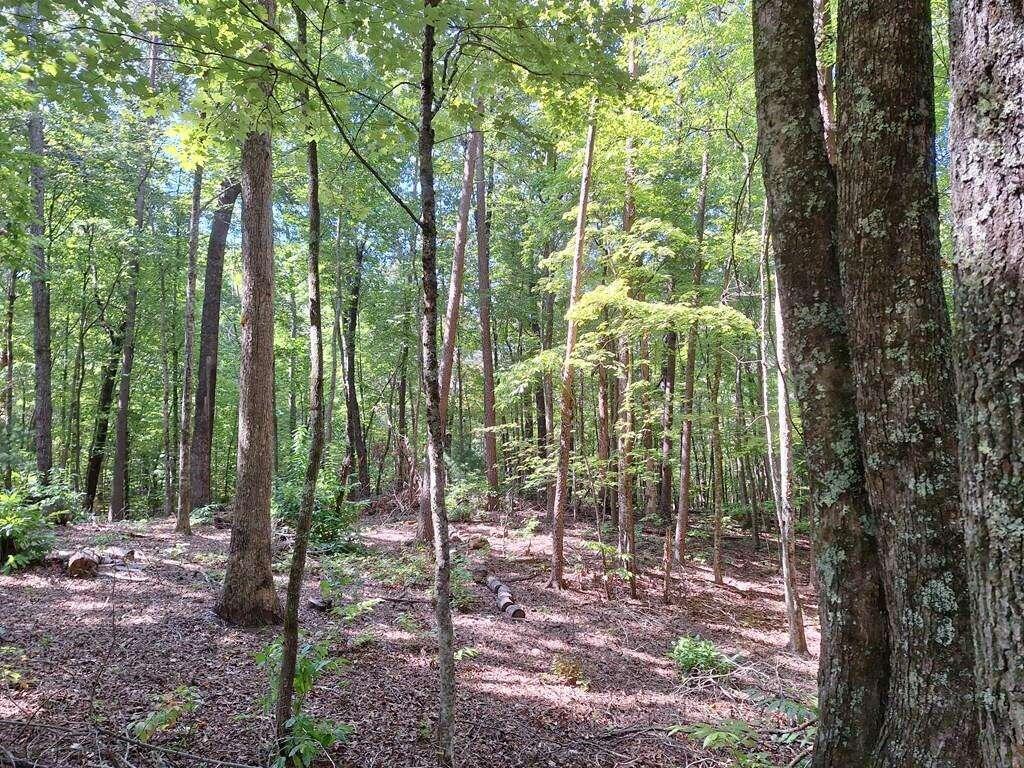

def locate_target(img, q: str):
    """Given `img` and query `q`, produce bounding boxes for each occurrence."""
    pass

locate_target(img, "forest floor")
[1,495,819,768]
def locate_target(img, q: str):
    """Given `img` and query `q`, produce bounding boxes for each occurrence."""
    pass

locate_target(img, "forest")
[0,0,1020,766]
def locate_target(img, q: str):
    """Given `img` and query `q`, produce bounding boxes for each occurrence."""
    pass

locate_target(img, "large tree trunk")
[549,114,597,590]
[216,6,283,624]
[674,149,709,562]
[176,166,203,534]
[949,7,1024,767]
[342,241,371,499]
[474,120,499,510]
[28,98,52,483]
[752,1,889,760]
[418,7,455,763]
[189,179,240,510]
[275,8,325,739]
[836,1,979,764]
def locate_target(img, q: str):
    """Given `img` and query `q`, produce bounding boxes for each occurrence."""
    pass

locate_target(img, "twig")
[786,745,813,767]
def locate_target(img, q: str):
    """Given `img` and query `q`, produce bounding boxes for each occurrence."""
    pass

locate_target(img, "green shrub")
[0,491,55,573]
[668,635,734,675]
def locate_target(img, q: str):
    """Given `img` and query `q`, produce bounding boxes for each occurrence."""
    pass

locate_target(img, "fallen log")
[484,573,526,620]
[67,551,99,578]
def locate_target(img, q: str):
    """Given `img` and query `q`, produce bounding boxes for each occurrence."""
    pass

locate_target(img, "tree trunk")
[949,6,1024,766]
[28,99,52,483]
[812,0,836,166]
[709,351,725,585]
[418,9,456,764]
[343,241,371,499]
[216,11,283,624]
[160,265,174,519]
[109,36,158,521]
[276,9,325,738]
[83,324,123,513]
[2,269,16,491]
[176,166,203,534]
[674,149,709,562]
[325,219,342,453]
[772,273,807,653]
[836,2,979,763]
[474,119,499,510]
[189,179,240,510]
[549,114,597,589]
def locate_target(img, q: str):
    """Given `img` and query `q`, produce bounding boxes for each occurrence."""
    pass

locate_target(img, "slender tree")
[176,165,202,534]
[549,112,597,590]
[474,119,498,510]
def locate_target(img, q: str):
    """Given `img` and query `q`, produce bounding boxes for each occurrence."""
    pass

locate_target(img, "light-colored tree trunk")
[772,269,808,653]
[548,113,597,590]
[949,5,1024,766]
[474,121,499,510]
[176,166,203,534]
[216,0,282,627]
[674,149,709,563]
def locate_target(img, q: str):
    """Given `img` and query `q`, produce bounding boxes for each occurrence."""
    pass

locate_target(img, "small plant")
[90,532,117,547]
[453,646,479,663]
[668,635,734,676]
[449,556,474,612]
[548,653,589,689]
[332,598,381,623]
[257,636,351,768]
[130,686,202,742]
[679,719,772,767]
[0,645,29,690]
[395,612,422,634]
[512,514,541,539]
[0,491,55,573]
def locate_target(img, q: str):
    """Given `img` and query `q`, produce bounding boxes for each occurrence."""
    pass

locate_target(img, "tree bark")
[189,179,240,510]
[83,323,123,514]
[2,269,16,491]
[341,240,371,498]
[28,96,52,483]
[217,0,282,624]
[949,6,1024,766]
[549,114,597,590]
[836,1,979,764]
[418,7,456,763]
[674,149,709,562]
[771,273,808,653]
[474,119,499,510]
[752,1,892,751]
[276,7,325,739]
[176,166,203,533]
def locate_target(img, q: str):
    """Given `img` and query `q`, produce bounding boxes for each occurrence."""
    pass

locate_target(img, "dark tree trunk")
[836,1,979,764]
[84,325,123,513]
[3,269,17,491]
[343,241,371,499]
[752,1,890,759]
[949,6,1024,767]
[275,7,325,739]
[216,77,282,626]
[189,179,240,510]
[418,7,456,763]
[28,106,52,483]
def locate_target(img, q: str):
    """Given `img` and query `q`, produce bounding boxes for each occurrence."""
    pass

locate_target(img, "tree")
[474,119,499,511]
[949,4,1024,766]
[752,0,889,761]
[176,165,202,534]
[216,0,282,627]
[836,1,979,764]
[275,2,325,744]
[549,112,596,590]
[189,179,240,509]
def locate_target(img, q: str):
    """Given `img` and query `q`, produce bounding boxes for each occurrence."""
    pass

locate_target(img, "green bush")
[0,491,55,573]
[668,635,734,676]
